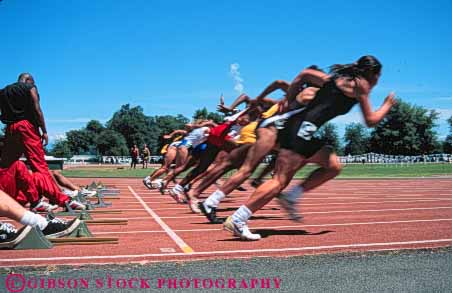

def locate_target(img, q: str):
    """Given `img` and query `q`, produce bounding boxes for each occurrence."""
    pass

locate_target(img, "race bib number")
[297,121,318,140]
[274,118,287,130]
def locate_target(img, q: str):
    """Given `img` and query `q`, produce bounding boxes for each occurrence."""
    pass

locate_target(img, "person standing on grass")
[142,144,150,169]
[130,144,139,169]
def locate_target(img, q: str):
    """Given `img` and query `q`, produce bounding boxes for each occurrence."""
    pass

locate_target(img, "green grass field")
[62,163,452,179]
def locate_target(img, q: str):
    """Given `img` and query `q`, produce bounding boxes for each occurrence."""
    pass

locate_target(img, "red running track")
[1,178,452,267]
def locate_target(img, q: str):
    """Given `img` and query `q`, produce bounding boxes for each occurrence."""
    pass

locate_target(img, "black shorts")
[277,112,324,159]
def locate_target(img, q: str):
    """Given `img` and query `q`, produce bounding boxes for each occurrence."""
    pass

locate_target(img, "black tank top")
[0,82,37,125]
[302,79,358,127]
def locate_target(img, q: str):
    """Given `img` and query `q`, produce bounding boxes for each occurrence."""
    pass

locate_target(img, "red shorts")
[0,161,40,206]
[1,120,70,206]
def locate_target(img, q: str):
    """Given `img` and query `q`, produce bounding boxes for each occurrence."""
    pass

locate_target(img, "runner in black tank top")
[278,79,358,158]
[223,55,397,241]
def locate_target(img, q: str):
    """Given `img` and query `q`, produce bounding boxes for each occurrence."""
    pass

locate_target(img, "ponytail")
[330,55,382,80]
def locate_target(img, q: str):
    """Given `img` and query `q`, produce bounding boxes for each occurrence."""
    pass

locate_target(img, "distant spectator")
[130,145,139,169]
[142,144,150,169]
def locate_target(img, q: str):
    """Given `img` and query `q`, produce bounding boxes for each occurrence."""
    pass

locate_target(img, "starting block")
[87,181,120,195]
[63,201,94,216]
[49,211,94,220]
[3,220,119,250]
[90,193,112,208]
[3,226,54,250]
[50,237,119,246]
[69,221,93,237]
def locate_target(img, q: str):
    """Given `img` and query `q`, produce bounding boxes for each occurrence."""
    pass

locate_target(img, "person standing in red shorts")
[130,144,139,169]
[0,73,85,210]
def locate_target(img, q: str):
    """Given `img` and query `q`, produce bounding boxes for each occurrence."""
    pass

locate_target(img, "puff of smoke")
[230,63,244,94]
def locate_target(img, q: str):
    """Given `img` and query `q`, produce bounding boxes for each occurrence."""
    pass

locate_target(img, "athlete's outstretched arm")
[358,90,396,127]
[255,80,290,102]
[217,93,251,114]
[163,129,188,140]
[286,69,329,103]
[30,87,48,146]
[193,120,218,128]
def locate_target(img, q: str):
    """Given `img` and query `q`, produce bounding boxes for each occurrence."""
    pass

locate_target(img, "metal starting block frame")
[7,221,119,250]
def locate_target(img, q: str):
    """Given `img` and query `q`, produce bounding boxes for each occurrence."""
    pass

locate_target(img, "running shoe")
[63,189,79,198]
[251,179,263,188]
[223,216,261,241]
[199,202,224,224]
[42,218,81,238]
[65,200,86,211]
[277,193,303,222]
[31,199,59,213]
[169,188,186,204]
[183,183,192,193]
[0,223,31,249]
[80,188,97,197]
[188,198,201,214]
[151,179,163,189]
[236,185,247,191]
[159,186,166,195]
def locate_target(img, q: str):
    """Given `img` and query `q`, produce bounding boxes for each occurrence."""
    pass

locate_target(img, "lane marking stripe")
[127,186,193,254]
[92,218,452,234]
[2,238,452,263]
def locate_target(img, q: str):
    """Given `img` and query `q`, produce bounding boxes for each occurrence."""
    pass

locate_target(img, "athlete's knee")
[238,166,253,178]
[329,160,342,175]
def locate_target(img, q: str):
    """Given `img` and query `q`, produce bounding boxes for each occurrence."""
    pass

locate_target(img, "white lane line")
[116,198,452,206]
[92,218,452,235]
[2,238,452,263]
[78,206,452,221]
[127,186,194,254]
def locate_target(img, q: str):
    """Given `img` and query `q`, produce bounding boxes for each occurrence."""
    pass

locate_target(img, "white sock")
[174,184,183,192]
[144,176,150,181]
[232,205,252,226]
[285,185,304,203]
[204,189,226,208]
[20,211,48,230]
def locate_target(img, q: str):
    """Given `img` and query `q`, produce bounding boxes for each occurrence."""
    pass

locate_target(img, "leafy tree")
[50,140,73,158]
[86,120,105,134]
[148,115,190,152]
[66,129,94,155]
[97,130,129,156]
[369,99,440,155]
[344,123,369,155]
[315,123,342,154]
[193,107,224,123]
[443,116,452,154]
[107,104,154,149]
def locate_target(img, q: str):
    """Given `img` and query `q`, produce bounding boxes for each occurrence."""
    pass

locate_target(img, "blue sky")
[1,0,451,143]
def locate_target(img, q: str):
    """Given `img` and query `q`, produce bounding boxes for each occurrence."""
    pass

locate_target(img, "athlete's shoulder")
[354,77,371,96]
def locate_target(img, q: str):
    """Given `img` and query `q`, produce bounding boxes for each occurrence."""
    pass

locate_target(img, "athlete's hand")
[384,92,397,106]
[277,99,289,114]
[41,133,49,146]
[217,103,233,113]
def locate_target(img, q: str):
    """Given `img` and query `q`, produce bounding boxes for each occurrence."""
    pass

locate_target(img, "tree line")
[49,99,452,158]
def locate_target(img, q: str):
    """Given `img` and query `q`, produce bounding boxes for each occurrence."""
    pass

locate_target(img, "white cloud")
[229,63,244,94]
[434,97,452,101]
[48,133,67,142]
[435,109,452,120]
